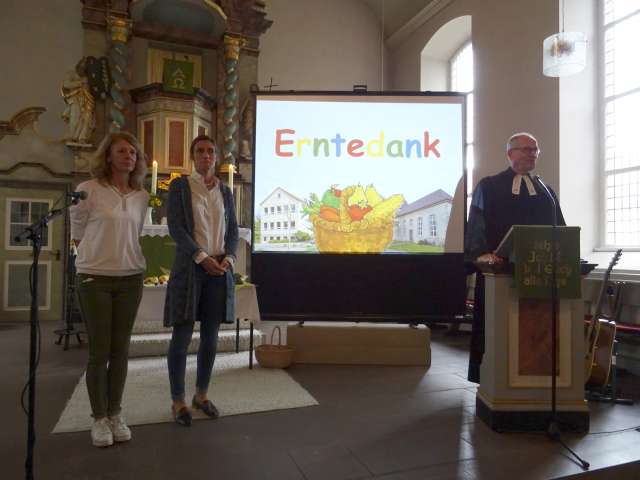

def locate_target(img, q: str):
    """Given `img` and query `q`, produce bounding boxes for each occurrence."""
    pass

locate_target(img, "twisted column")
[107,15,132,132]
[222,35,246,167]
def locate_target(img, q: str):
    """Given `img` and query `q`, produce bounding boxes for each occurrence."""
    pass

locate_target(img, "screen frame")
[249,90,468,322]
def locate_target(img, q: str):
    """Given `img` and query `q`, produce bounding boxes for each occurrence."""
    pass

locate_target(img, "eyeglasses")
[511,147,540,155]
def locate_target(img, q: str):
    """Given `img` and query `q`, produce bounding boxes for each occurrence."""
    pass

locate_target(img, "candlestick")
[151,160,158,195]
[228,164,234,191]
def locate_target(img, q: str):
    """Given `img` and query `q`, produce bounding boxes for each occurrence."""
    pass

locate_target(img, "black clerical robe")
[465,167,565,383]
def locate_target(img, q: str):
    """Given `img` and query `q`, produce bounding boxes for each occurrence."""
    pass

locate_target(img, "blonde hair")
[91,131,147,190]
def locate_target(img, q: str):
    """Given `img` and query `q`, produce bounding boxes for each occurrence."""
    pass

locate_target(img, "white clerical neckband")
[512,174,537,196]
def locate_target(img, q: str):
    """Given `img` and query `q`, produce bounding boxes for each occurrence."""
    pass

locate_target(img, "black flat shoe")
[171,405,192,427]
[192,396,219,419]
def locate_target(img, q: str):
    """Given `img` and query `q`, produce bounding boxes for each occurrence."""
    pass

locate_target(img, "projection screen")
[251,92,467,322]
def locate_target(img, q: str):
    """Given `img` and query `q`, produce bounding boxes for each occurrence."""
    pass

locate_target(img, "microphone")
[69,191,88,202]
[13,192,85,243]
[532,175,557,227]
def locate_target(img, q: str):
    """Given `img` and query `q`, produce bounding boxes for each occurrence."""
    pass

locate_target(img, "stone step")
[129,328,264,358]
[286,322,431,366]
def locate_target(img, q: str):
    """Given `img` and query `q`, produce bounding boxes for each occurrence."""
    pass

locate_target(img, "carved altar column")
[220,34,246,172]
[107,15,132,132]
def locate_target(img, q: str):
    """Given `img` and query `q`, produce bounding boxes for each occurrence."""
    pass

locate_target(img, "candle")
[228,164,234,191]
[151,160,158,195]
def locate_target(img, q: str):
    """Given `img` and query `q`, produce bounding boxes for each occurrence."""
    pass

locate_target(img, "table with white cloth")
[140,224,251,277]
[137,283,261,367]
[234,284,261,368]
[138,225,260,367]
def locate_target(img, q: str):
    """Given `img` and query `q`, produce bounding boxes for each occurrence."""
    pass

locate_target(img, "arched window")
[420,16,473,214]
[450,42,474,199]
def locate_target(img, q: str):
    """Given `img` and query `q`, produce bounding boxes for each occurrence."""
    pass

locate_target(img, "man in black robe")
[465,132,565,383]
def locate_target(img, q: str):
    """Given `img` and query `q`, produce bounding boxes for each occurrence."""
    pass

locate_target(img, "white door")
[0,183,68,322]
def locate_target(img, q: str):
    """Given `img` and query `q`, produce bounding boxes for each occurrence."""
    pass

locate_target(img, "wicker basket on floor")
[255,326,294,368]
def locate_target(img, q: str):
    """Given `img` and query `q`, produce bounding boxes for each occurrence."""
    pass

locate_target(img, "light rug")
[53,352,318,433]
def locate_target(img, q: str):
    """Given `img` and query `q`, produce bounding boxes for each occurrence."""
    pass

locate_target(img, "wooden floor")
[3,321,640,480]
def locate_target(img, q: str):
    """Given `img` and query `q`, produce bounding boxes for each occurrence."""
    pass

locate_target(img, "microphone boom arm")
[14,200,74,243]
[533,175,558,227]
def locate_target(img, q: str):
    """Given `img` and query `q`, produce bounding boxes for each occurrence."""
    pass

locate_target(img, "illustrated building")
[393,189,452,246]
[258,187,308,242]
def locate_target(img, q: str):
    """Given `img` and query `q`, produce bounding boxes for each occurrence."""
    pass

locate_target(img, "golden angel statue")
[61,58,96,144]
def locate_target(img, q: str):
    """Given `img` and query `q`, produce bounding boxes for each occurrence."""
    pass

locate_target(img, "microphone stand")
[53,247,83,350]
[15,197,78,480]
[534,175,589,470]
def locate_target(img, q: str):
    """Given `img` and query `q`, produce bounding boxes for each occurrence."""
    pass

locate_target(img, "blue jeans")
[167,271,225,401]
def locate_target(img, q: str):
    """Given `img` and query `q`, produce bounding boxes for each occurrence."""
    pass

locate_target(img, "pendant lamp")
[543,0,587,77]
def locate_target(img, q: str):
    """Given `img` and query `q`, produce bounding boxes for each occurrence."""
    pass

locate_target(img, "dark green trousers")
[76,273,143,418]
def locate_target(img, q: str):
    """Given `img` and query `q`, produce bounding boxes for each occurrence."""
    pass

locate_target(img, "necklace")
[109,184,132,210]
[111,182,132,194]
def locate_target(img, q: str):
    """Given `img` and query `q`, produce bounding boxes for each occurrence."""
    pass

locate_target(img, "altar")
[136,225,261,366]
[136,283,261,326]
[140,224,252,278]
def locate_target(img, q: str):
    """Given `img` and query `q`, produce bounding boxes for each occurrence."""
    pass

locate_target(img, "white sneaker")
[91,418,113,447]
[109,414,132,442]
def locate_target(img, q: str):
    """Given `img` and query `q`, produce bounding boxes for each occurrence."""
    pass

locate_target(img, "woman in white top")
[70,131,149,447]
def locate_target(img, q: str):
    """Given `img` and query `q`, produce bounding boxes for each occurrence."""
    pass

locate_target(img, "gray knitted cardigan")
[163,176,239,327]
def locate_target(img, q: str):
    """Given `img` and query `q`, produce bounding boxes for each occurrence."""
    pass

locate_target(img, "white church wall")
[0,0,83,140]
[258,0,383,91]
[388,0,560,197]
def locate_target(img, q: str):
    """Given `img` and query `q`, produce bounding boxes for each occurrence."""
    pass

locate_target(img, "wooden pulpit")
[476,226,589,432]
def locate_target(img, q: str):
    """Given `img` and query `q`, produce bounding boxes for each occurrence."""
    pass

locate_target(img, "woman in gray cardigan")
[164,135,239,426]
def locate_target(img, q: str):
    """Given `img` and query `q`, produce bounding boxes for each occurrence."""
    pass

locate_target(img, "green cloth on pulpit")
[504,225,581,299]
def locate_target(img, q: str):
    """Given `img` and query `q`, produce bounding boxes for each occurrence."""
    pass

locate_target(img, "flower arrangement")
[149,173,181,208]
[158,172,182,191]
[147,172,181,223]
[148,194,162,208]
